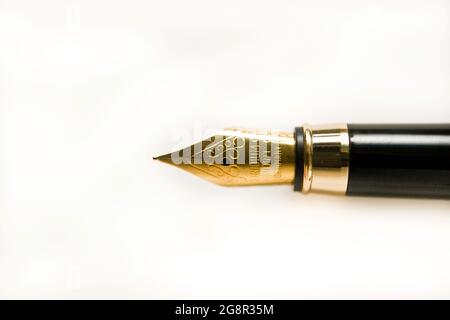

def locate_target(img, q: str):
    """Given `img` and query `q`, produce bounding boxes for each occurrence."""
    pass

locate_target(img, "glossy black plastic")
[347,124,450,198]
[294,127,304,192]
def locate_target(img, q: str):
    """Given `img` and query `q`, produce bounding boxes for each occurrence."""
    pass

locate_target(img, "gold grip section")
[302,123,350,194]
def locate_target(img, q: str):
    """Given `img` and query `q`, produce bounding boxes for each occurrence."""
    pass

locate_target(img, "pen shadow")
[282,189,450,218]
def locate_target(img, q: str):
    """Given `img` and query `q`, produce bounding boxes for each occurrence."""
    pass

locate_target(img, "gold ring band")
[301,123,350,195]
[302,124,313,194]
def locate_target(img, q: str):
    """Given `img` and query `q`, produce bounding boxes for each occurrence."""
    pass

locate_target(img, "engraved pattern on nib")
[187,135,247,184]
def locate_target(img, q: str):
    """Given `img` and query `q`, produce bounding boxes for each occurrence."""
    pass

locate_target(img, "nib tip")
[153,154,171,162]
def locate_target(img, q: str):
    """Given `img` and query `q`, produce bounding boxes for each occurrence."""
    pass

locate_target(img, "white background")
[1,0,450,299]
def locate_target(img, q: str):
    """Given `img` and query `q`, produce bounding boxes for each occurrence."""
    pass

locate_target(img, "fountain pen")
[155,124,450,198]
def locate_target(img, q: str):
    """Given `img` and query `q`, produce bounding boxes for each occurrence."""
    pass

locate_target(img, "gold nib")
[154,128,295,186]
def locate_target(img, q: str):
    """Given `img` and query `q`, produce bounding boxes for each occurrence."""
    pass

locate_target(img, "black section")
[294,127,304,192]
[347,124,450,198]
[0,300,442,318]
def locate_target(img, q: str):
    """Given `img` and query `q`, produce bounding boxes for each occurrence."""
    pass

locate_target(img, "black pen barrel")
[346,124,450,198]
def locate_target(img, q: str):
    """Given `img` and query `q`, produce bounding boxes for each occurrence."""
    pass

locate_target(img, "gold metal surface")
[302,123,350,194]
[302,124,313,193]
[154,128,295,186]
